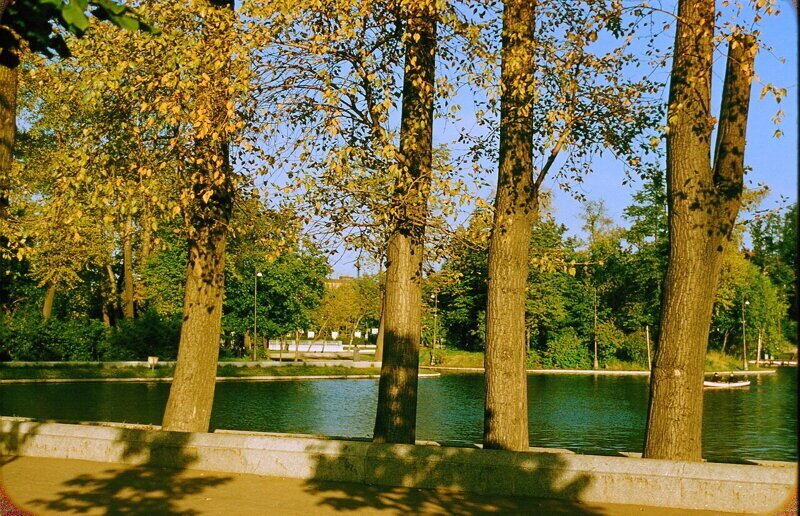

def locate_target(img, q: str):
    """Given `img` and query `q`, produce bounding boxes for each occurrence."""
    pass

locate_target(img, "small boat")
[704,380,750,389]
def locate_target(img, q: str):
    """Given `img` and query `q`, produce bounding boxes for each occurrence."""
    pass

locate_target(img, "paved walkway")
[0,456,747,515]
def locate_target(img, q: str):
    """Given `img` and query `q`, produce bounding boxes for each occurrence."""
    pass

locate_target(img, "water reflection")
[2,368,795,461]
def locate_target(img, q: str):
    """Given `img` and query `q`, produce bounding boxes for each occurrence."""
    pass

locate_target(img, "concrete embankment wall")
[1,417,795,513]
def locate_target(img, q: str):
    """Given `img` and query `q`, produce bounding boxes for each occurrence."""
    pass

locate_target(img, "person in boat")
[711,372,722,382]
[728,373,736,383]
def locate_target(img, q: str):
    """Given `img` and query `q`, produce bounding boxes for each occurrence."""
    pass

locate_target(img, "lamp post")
[254,271,263,361]
[742,299,750,371]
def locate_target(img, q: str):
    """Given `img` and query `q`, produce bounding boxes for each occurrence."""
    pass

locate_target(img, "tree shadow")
[303,440,604,514]
[5,424,233,515]
[0,418,41,467]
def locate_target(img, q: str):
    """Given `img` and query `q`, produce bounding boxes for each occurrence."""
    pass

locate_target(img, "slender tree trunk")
[375,293,385,361]
[42,281,56,320]
[643,6,756,461]
[138,205,153,307]
[483,0,537,452]
[141,202,153,259]
[100,262,116,327]
[721,330,729,354]
[102,301,112,327]
[105,262,119,323]
[162,0,235,433]
[122,215,135,319]
[373,1,436,444]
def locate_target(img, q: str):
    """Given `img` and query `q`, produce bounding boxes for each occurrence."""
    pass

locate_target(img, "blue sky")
[546,1,798,241]
[328,2,798,277]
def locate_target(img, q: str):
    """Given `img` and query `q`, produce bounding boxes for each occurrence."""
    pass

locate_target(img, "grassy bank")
[419,349,484,368]
[0,364,380,381]
[420,348,762,373]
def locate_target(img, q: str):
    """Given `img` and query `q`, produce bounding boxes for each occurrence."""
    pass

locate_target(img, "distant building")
[324,275,355,290]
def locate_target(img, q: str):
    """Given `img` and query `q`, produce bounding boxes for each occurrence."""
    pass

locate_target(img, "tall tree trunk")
[0,55,16,311]
[122,215,135,319]
[101,301,112,327]
[42,281,56,320]
[643,4,756,461]
[100,261,116,327]
[162,0,235,433]
[373,1,436,445]
[483,0,537,452]
[105,262,119,322]
[138,205,153,307]
[162,224,229,432]
[0,48,17,262]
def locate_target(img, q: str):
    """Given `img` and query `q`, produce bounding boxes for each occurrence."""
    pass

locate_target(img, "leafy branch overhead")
[1,0,156,65]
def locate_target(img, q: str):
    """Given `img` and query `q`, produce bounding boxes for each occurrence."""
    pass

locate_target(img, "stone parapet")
[1,417,794,513]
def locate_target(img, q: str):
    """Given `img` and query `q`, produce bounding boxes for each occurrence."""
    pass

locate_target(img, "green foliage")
[750,203,797,342]
[540,328,591,370]
[99,309,180,360]
[140,241,187,317]
[0,310,179,361]
[1,0,156,67]
[438,212,490,351]
[525,348,543,369]
[595,320,625,364]
[223,249,330,342]
[1,315,105,361]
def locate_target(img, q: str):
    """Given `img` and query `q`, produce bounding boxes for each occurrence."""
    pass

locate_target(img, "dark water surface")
[2,368,795,461]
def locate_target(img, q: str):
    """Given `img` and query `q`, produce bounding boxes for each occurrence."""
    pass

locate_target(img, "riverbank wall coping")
[0,360,382,368]
[1,417,794,513]
[426,366,777,375]
[0,373,439,384]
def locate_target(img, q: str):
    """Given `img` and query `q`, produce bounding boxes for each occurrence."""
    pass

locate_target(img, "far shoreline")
[423,366,778,376]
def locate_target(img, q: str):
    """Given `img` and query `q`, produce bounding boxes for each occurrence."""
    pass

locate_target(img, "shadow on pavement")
[16,428,232,515]
[304,441,603,515]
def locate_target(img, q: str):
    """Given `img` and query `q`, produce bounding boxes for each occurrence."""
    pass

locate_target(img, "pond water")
[2,368,796,462]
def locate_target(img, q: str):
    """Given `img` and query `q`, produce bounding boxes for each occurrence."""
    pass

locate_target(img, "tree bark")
[42,281,56,320]
[161,0,235,433]
[483,0,537,452]
[122,215,135,319]
[643,4,756,461]
[373,1,436,444]
[0,49,17,230]
[161,223,228,432]
[375,289,385,361]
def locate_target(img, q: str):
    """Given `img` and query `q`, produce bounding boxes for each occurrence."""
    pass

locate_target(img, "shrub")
[595,320,626,365]
[617,330,650,366]
[3,315,105,361]
[99,309,181,360]
[525,348,543,369]
[541,328,591,369]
